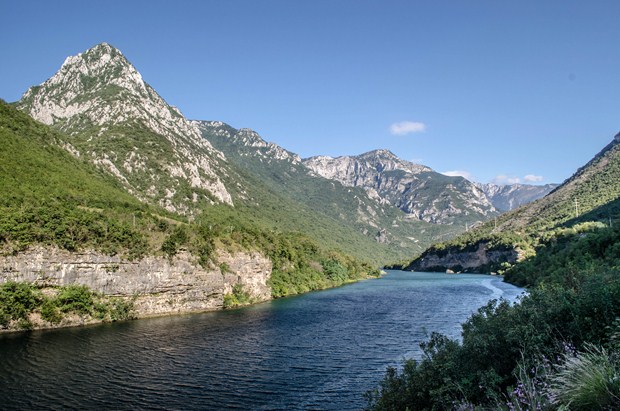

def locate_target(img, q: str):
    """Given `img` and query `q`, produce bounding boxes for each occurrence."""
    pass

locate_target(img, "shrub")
[223,284,252,309]
[108,297,135,321]
[0,281,41,322]
[40,299,62,324]
[548,344,620,410]
[55,284,95,315]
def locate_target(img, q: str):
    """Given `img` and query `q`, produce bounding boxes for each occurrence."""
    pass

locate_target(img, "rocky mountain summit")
[17,42,232,213]
[303,150,498,225]
[194,120,455,259]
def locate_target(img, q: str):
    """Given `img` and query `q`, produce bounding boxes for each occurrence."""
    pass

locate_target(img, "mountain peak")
[360,149,398,159]
[16,43,192,137]
[16,44,234,209]
[17,42,153,129]
[303,150,497,224]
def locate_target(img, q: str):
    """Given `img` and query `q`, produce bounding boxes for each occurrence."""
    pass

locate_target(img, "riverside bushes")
[0,281,135,330]
[367,225,620,410]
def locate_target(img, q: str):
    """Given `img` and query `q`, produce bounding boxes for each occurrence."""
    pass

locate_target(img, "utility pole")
[574,199,579,218]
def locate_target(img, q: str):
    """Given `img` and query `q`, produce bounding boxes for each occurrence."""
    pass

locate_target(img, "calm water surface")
[0,271,523,410]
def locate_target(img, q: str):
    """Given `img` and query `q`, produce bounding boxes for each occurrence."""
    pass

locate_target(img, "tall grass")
[548,344,620,410]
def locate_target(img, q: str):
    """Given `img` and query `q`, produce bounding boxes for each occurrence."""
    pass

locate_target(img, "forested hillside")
[0,100,380,330]
[367,135,620,410]
[402,135,620,274]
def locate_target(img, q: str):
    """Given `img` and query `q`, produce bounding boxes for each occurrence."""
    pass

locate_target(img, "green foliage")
[0,281,135,330]
[107,297,136,322]
[40,298,62,324]
[366,272,620,410]
[0,281,41,324]
[161,225,188,258]
[548,344,620,410]
[0,100,152,258]
[505,225,620,287]
[55,284,95,315]
[223,284,252,309]
[322,259,348,283]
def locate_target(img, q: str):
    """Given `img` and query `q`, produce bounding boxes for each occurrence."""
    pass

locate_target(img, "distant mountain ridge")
[303,151,556,224]
[475,182,558,212]
[404,133,620,273]
[12,42,555,265]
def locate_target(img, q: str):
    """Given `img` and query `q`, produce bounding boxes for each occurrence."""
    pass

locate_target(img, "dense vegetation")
[199,123,459,264]
[0,100,152,258]
[368,136,620,410]
[0,100,378,303]
[0,281,135,330]
[400,137,620,274]
[367,219,620,410]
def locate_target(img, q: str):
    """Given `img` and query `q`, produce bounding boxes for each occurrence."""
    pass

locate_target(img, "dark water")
[0,271,523,410]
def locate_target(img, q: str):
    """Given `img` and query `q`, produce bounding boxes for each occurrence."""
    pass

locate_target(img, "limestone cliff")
[0,247,272,317]
[404,242,520,273]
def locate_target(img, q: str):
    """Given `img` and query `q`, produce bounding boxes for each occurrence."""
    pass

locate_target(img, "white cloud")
[524,174,544,183]
[493,174,521,185]
[442,170,473,180]
[390,121,426,136]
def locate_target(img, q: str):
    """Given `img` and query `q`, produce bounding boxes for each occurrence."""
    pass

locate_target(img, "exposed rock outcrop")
[16,43,233,212]
[405,242,519,273]
[0,247,272,317]
[303,150,498,225]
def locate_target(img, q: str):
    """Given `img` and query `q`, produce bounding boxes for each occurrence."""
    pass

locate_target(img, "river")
[0,271,523,410]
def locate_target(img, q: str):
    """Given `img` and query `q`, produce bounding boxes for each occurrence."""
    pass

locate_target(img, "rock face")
[16,43,233,213]
[405,242,519,273]
[0,247,272,316]
[303,150,498,225]
[476,183,558,212]
[195,120,456,258]
[193,121,303,166]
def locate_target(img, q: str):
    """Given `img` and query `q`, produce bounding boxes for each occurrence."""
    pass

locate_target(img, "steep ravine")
[0,247,272,330]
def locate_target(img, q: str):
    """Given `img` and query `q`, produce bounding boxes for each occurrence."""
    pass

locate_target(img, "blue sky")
[2,1,620,185]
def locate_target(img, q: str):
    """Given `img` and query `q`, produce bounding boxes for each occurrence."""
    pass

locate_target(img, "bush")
[366,272,620,410]
[0,281,41,323]
[223,284,252,309]
[322,259,348,282]
[40,299,62,324]
[108,297,135,321]
[55,284,95,315]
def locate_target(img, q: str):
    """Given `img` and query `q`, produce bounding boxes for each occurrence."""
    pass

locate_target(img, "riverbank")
[0,272,523,410]
[0,247,382,333]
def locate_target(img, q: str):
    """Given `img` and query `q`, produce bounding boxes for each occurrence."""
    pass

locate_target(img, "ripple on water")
[0,271,522,410]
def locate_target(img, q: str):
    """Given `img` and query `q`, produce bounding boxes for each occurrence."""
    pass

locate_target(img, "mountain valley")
[1,42,556,331]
